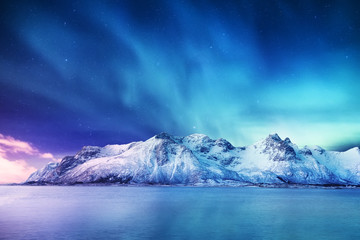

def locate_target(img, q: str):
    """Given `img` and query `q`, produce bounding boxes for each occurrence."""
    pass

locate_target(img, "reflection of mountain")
[27,133,360,186]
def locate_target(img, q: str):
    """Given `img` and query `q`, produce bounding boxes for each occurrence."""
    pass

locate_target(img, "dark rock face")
[299,148,313,156]
[314,147,325,154]
[56,156,76,175]
[56,146,101,176]
[270,133,281,141]
[220,157,235,166]
[200,146,210,154]
[94,174,133,184]
[262,134,297,161]
[155,132,173,140]
[75,146,102,160]
[155,141,171,166]
[215,138,235,151]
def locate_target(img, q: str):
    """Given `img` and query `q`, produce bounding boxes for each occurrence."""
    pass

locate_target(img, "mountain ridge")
[26,133,360,186]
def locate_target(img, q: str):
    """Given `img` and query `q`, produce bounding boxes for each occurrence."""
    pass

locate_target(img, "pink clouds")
[0,133,56,184]
[41,153,55,159]
[0,133,56,161]
[0,157,37,184]
[0,133,39,156]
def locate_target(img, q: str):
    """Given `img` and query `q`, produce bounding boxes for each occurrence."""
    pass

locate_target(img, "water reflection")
[0,186,360,239]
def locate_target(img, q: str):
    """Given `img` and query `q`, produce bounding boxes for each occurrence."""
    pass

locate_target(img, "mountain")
[26,133,360,186]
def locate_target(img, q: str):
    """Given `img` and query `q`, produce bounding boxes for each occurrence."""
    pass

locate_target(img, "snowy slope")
[26,133,360,186]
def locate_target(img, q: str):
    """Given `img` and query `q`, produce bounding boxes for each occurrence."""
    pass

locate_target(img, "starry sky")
[1,0,360,173]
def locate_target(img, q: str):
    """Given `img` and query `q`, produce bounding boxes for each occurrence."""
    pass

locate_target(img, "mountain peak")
[187,133,209,138]
[267,133,282,142]
[74,146,101,160]
[215,138,235,150]
[345,147,360,154]
[154,132,173,140]
[265,134,293,144]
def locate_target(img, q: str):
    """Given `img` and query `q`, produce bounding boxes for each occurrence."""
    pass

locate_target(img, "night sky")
[1,0,360,178]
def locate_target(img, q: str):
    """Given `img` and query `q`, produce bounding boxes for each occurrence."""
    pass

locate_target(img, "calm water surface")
[0,186,359,240]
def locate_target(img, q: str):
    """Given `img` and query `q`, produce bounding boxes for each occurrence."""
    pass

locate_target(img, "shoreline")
[3,182,359,189]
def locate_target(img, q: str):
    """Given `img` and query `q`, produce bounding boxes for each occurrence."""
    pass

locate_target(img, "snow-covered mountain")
[26,133,360,186]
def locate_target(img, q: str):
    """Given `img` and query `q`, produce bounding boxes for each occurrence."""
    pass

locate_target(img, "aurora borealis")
[0,0,360,182]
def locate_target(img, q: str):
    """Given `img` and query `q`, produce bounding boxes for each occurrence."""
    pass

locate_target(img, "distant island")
[26,133,360,187]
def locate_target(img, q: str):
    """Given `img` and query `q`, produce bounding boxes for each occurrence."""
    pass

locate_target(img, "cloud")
[0,133,37,155]
[0,133,57,184]
[0,157,37,184]
[0,133,57,161]
[41,153,55,159]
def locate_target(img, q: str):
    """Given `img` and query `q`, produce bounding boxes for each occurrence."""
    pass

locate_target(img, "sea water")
[0,186,359,240]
